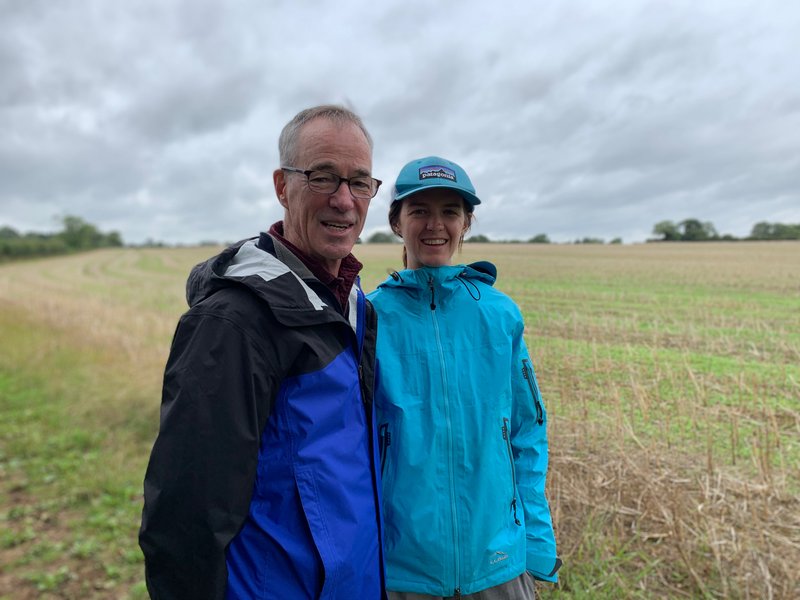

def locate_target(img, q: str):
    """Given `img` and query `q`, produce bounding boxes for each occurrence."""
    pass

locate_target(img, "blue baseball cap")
[391,156,481,206]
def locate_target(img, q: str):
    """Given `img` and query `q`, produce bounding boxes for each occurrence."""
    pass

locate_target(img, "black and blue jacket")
[139,233,385,599]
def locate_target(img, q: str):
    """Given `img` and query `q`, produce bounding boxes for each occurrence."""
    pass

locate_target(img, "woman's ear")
[462,210,474,234]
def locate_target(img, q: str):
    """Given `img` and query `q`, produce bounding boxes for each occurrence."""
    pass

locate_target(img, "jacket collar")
[378,261,498,292]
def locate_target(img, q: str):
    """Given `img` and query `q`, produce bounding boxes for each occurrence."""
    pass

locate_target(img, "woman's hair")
[388,198,475,268]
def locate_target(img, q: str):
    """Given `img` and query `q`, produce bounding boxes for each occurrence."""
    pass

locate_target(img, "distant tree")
[528,234,550,244]
[653,220,680,241]
[0,226,20,239]
[575,237,604,244]
[750,222,800,240]
[105,231,123,247]
[1,216,123,260]
[366,231,398,243]
[653,219,720,241]
[750,222,772,239]
[773,223,800,239]
[59,216,104,249]
[466,234,491,243]
[679,219,704,240]
[678,219,718,241]
[609,237,623,244]
[142,238,168,247]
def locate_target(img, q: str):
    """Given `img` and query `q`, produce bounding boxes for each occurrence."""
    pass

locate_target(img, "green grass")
[0,295,153,598]
[546,516,661,600]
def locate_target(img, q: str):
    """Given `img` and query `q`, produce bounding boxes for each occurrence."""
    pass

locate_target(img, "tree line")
[365,219,800,244]
[364,231,561,244]
[0,216,123,260]
[5,216,794,258]
[652,219,800,242]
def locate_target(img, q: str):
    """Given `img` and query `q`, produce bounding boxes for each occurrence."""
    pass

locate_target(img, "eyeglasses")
[281,167,382,200]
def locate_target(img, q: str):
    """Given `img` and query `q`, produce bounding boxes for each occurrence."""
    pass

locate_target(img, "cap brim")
[393,184,481,206]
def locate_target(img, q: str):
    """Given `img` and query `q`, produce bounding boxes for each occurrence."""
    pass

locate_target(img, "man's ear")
[274,169,289,209]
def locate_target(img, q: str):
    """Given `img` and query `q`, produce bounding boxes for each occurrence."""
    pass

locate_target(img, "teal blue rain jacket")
[368,263,560,596]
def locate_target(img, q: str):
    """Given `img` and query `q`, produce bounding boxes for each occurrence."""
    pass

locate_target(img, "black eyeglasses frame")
[281,167,382,199]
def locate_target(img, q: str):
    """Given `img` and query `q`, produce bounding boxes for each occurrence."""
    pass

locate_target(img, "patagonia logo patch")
[419,165,456,182]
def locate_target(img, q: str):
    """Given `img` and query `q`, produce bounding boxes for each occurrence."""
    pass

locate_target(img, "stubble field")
[1,242,798,599]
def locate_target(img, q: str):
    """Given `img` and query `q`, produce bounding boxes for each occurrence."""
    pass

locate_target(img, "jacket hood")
[185,235,353,328]
[186,239,250,307]
[376,261,498,292]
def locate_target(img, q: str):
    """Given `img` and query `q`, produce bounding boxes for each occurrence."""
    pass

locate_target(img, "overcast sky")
[2,0,799,244]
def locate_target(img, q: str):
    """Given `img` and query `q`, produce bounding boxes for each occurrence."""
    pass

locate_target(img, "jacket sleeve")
[139,309,280,600]
[510,319,562,582]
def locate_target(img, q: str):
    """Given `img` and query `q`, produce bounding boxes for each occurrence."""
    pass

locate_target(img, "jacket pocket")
[378,423,392,476]
[502,417,521,526]
[522,358,544,425]
[294,467,337,599]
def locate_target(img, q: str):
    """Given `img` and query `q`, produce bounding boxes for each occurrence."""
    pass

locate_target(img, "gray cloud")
[1,0,798,244]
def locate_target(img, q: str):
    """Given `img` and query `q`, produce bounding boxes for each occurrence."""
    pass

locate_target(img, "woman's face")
[396,189,468,270]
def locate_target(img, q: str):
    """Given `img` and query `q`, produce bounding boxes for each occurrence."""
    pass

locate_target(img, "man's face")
[274,118,373,275]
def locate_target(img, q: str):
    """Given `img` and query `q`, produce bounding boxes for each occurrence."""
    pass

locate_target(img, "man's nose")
[328,181,356,211]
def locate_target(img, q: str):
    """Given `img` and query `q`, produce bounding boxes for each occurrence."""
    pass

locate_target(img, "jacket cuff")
[527,555,562,582]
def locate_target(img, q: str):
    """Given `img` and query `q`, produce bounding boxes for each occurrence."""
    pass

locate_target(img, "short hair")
[278,104,373,167]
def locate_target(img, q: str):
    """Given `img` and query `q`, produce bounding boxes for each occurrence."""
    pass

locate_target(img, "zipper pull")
[428,276,436,310]
[511,498,521,526]
[378,424,391,473]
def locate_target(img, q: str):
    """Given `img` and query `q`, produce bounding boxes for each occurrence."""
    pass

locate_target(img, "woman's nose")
[426,215,443,230]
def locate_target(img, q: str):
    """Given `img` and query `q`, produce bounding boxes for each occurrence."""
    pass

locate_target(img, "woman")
[369,156,561,599]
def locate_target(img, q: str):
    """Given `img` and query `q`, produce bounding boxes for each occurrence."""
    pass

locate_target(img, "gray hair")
[278,104,373,167]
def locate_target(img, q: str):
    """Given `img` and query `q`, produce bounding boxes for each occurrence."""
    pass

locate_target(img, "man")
[139,105,385,599]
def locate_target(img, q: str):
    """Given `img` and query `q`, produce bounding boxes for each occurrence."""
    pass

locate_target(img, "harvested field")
[1,242,798,598]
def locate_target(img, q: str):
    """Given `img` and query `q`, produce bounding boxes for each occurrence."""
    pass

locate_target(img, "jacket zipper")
[358,364,368,406]
[429,275,461,595]
[356,315,387,593]
[378,423,391,475]
[502,418,522,526]
[522,359,544,425]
